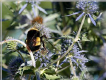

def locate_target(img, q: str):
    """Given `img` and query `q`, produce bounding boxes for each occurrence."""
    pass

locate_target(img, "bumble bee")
[26,16,45,52]
[26,27,41,52]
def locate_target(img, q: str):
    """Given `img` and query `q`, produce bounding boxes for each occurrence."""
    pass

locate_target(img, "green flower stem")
[55,55,60,72]
[56,66,70,74]
[51,41,75,66]
[69,59,76,76]
[74,15,86,42]
[0,39,35,67]
[57,56,60,66]
[28,74,31,80]
[16,49,25,63]
[0,39,26,47]
[50,15,86,66]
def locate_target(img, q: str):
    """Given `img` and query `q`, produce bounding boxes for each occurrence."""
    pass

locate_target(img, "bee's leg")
[41,35,60,51]
[42,40,46,50]
[40,38,45,50]
[40,35,47,50]
[40,35,47,39]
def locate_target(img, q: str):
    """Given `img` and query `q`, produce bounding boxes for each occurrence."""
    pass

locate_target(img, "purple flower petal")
[44,63,47,67]
[66,12,80,16]
[71,58,78,66]
[97,13,102,19]
[31,4,36,17]
[76,50,87,54]
[88,13,96,26]
[76,12,85,21]
[34,4,47,14]
[89,56,101,63]
[96,12,102,21]
[19,3,28,14]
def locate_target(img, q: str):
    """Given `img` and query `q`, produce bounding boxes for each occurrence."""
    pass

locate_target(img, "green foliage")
[44,73,60,80]
[44,67,56,75]
[18,66,35,76]
[81,33,90,42]
[2,1,106,80]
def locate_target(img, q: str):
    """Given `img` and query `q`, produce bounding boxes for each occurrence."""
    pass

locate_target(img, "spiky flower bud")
[6,37,17,50]
[76,0,99,14]
[8,57,24,75]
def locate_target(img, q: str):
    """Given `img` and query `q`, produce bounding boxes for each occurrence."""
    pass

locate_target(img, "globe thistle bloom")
[8,57,24,76]
[34,50,54,68]
[33,20,51,38]
[61,38,88,72]
[31,16,51,38]
[38,25,51,38]
[18,0,47,17]
[66,0,99,26]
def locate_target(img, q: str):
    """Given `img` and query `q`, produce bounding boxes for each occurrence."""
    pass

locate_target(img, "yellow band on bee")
[35,37,41,46]
[29,27,39,31]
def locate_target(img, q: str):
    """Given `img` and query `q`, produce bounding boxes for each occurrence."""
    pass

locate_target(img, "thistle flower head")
[76,0,98,14]
[31,16,51,38]
[61,38,88,71]
[33,22,51,38]
[34,50,54,68]
[66,0,99,26]
[40,25,51,38]
[6,37,17,50]
[8,57,24,75]
[18,0,47,17]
